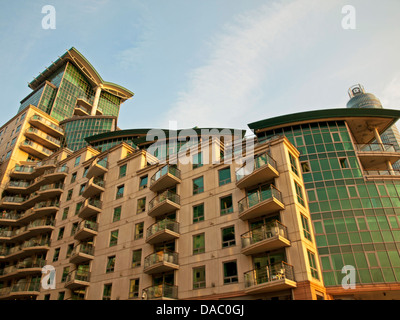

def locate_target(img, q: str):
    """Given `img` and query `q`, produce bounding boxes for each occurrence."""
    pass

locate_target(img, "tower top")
[348,84,365,98]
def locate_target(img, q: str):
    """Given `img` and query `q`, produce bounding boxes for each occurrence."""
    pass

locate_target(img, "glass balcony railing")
[66,270,90,283]
[11,280,40,293]
[142,284,178,300]
[144,250,179,269]
[39,182,64,192]
[355,143,396,152]
[236,152,277,182]
[20,140,53,156]
[28,218,55,229]
[147,219,179,239]
[92,177,105,188]
[0,230,13,237]
[364,170,400,176]
[149,190,180,211]
[1,196,26,204]
[22,238,50,249]
[36,159,58,168]
[77,220,99,233]
[25,127,61,145]
[97,158,108,169]
[7,181,32,189]
[43,166,69,176]
[13,165,35,174]
[0,210,22,221]
[150,165,181,186]
[241,220,288,249]
[17,258,46,270]
[238,185,283,213]
[30,115,64,134]
[34,199,60,210]
[88,198,102,209]
[71,243,94,256]
[244,262,295,288]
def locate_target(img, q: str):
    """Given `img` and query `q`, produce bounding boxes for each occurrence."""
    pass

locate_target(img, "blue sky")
[1,0,400,133]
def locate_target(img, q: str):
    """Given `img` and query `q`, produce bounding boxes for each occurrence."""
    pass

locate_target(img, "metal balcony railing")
[149,190,180,211]
[244,262,295,288]
[238,185,283,213]
[25,127,61,145]
[241,220,288,249]
[147,219,179,239]
[30,115,64,134]
[150,165,181,186]
[142,284,178,300]
[20,140,53,156]
[236,152,277,182]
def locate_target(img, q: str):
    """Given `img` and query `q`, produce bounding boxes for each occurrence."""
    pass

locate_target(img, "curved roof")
[248,108,400,144]
[29,47,134,102]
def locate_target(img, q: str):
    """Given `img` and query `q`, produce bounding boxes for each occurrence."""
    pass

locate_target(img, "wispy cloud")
[166,0,340,130]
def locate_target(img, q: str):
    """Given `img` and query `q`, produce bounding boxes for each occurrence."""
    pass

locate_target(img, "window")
[193,266,206,289]
[62,207,69,220]
[129,279,140,299]
[61,267,70,282]
[110,230,119,247]
[132,249,142,268]
[10,137,16,147]
[116,185,124,199]
[66,243,74,258]
[295,182,305,207]
[289,152,299,176]
[193,203,204,223]
[307,250,319,280]
[83,166,89,178]
[57,227,65,240]
[134,222,144,240]
[301,161,310,173]
[193,233,205,254]
[71,222,78,236]
[75,202,83,215]
[70,172,77,183]
[220,195,233,215]
[301,214,312,241]
[53,248,60,262]
[5,150,11,160]
[103,284,112,300]
[193,152,203,169]
[139,175,148,190]
[331,132,341,142]
[218,167,231,186]
[66,189,73,201]
[221,226,236,248]
[79,184,86,195]
[193,176,204,195]
[15,125,21,134]
[339,157,349,169]
[137,197,146,214]
[106,256,116,273]
[113,206,121,222]
[74,156,81,167]
[223,261,238,284]
[58,292,65,300]
[119,164,127,178]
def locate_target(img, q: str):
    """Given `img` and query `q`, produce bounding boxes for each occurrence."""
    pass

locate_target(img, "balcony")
[9,165,37,180]
[21,238,50,254]
[78,198,102,219]
[8,280,41,299]
[238,185,284,221]
[29,115,64,137]
[150,165,181,193]
[5,180,33,194]
[143,250,179,274]
[33,199,60,215]
[10,227,30,242]
[0,196,26,210]
[65,270,90,290]
[34,159,57,174]
[86,158,108,180]
[16,258,46,277]
[82,177,105,198]
[22,192,42,209]
[146,219,180,245]
[74,104,90,116]
[38,182,64,198]
[236,152,279,189]
[0,211,22,226]
[355,143,400,170]
[69,244,95,264]
[42,166,69,183]
[74,220,98,241]
[19,140,54,159]
[24,127,61,150]
[27,219,55,237]
[142,284,178,300]
[148,190,181,218]
[241,221,290,255]
[244,262,296,294]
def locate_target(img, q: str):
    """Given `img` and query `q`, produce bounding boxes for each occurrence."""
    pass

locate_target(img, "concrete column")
[387,160,395,175]
[91,86,102,116]
[373,127,383,144]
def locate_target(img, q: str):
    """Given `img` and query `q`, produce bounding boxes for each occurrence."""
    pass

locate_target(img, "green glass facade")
[257,120,400,287]
[61,117,115,152]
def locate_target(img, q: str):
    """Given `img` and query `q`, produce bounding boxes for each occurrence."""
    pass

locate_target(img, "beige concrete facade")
[0,127,328,300]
